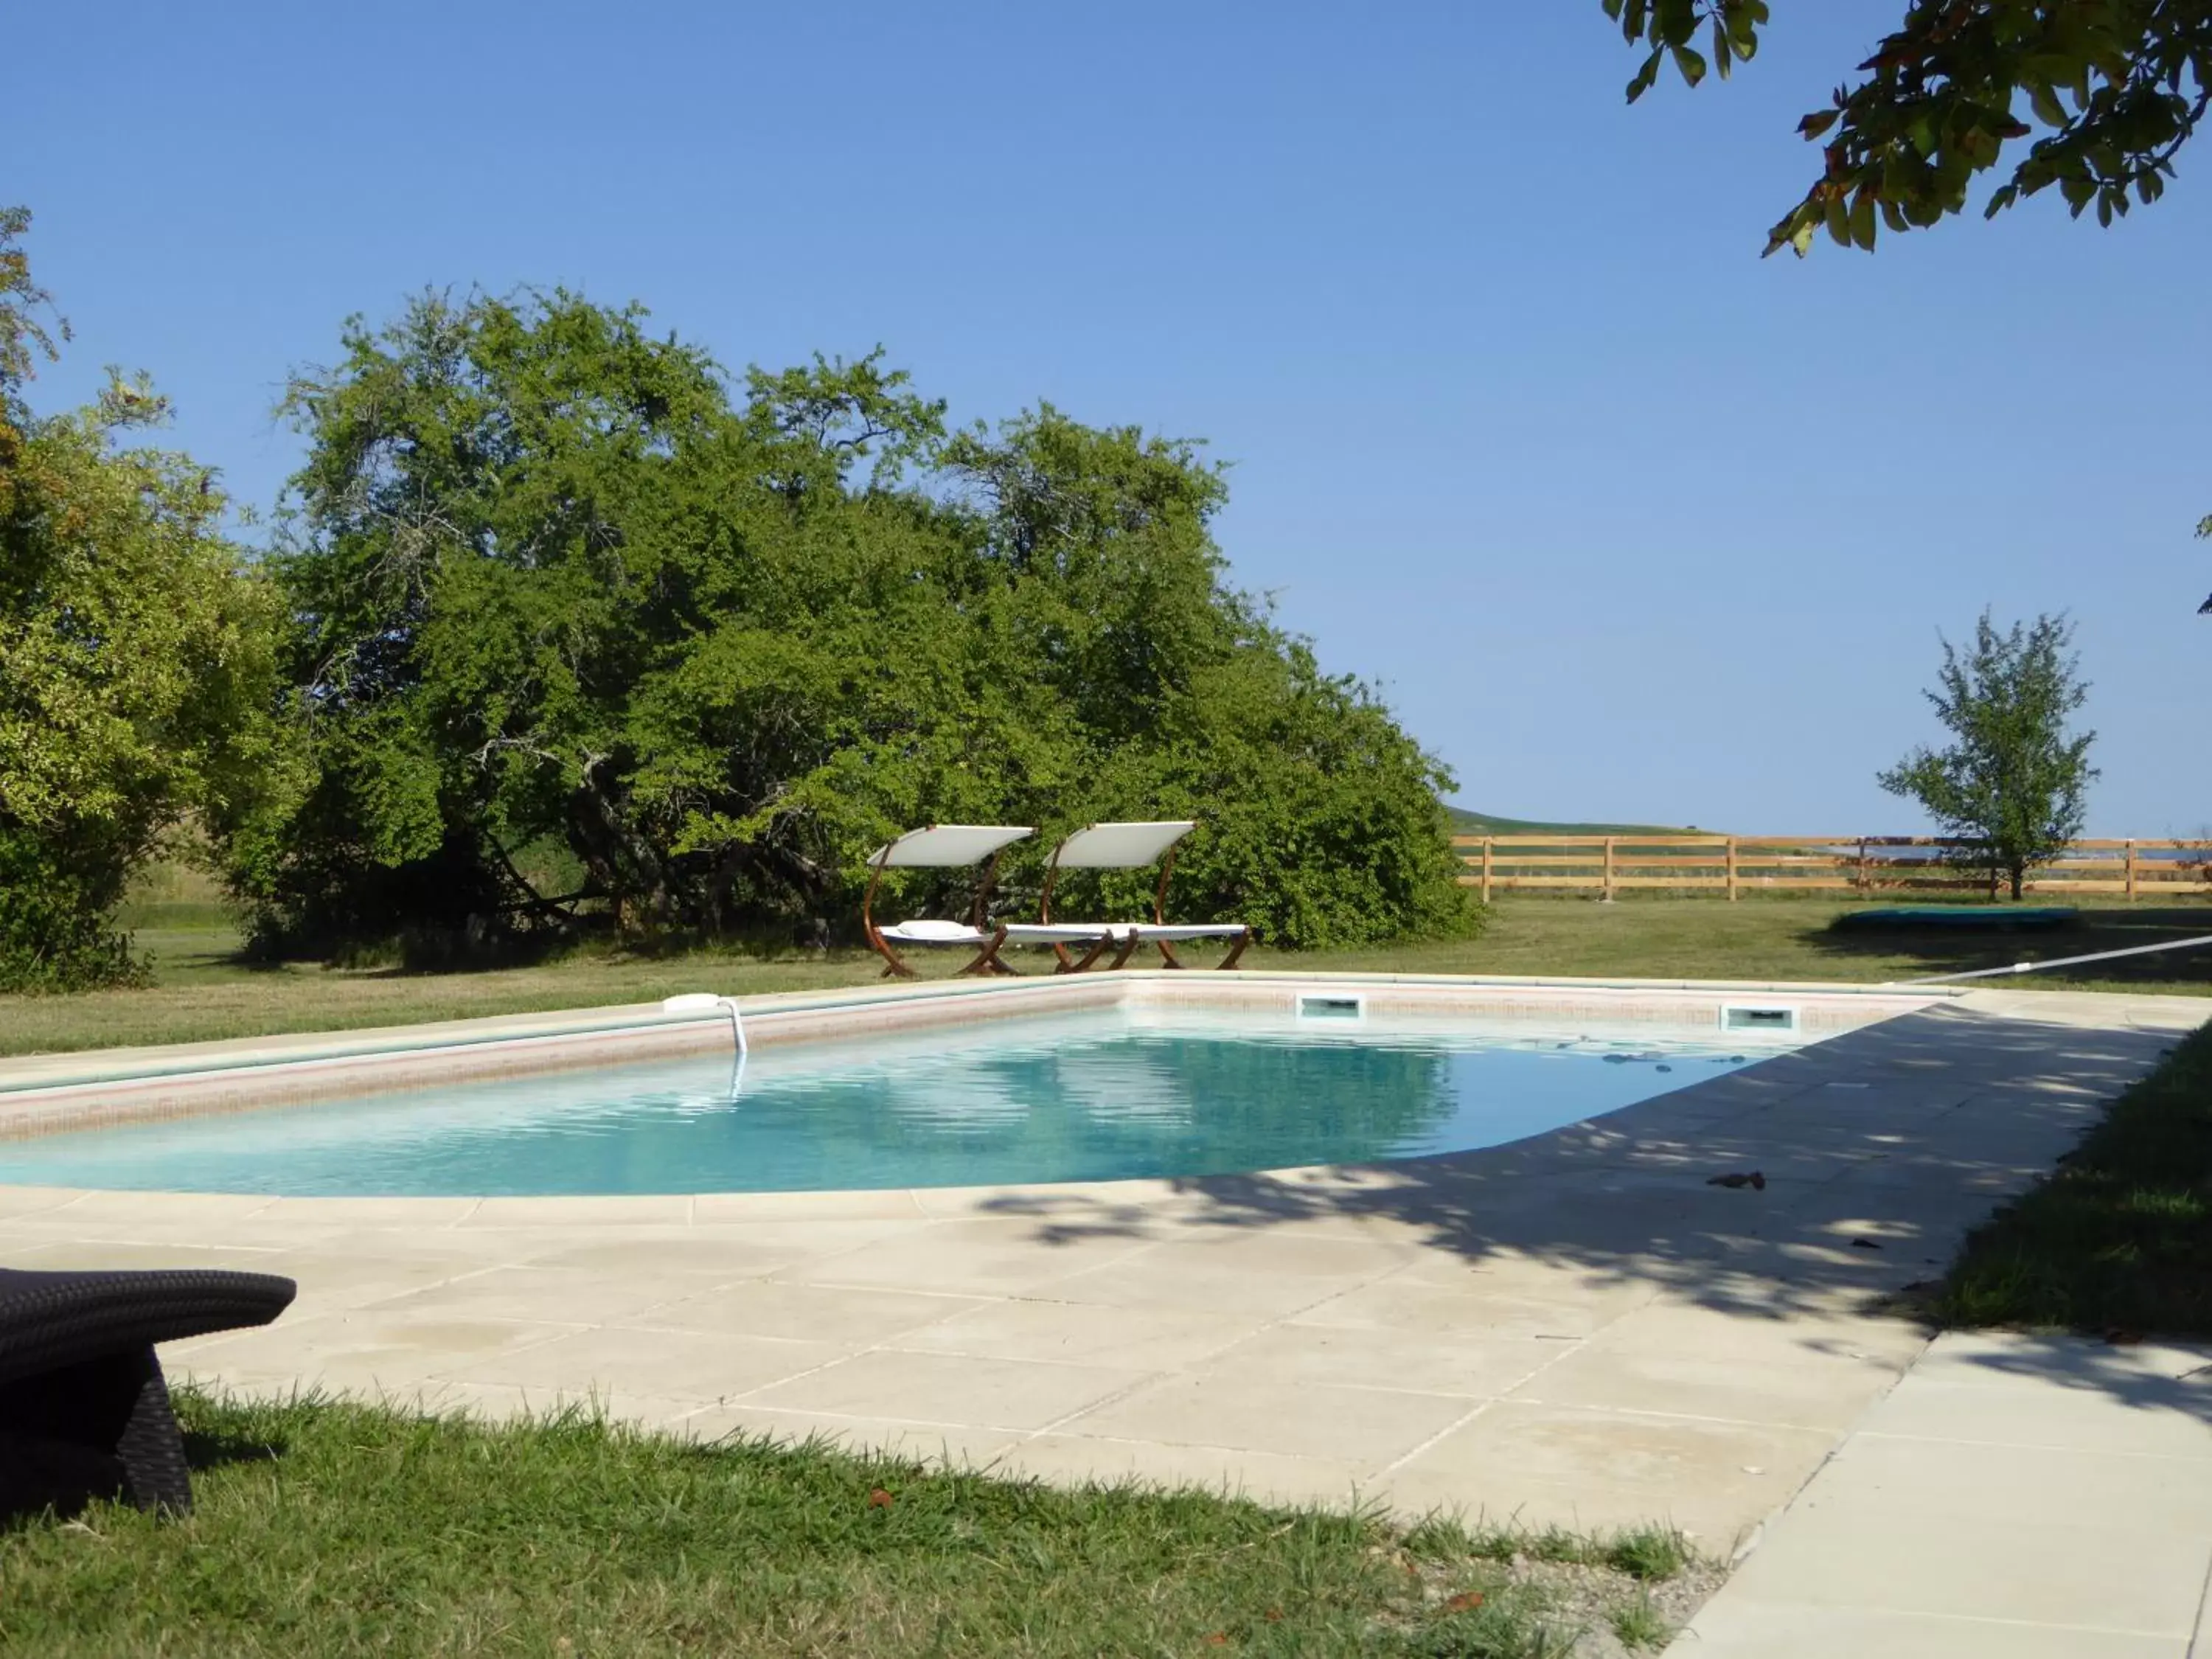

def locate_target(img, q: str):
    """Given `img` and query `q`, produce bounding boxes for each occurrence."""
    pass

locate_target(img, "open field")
[1293,895,2212,990]
[1,894,2205,1059]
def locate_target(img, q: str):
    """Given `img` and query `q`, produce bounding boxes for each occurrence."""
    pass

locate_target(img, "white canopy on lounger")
[1046,821,1200,869]
[867,824,1035,870]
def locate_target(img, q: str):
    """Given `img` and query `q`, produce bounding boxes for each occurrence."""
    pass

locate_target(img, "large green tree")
[1602,1,2210,254]
[1877,609,2098,898]
[237,291,1471,955]
[0,208,286,989]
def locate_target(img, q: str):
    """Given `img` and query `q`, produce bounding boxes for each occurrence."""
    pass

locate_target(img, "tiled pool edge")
[0,973,1950,1143]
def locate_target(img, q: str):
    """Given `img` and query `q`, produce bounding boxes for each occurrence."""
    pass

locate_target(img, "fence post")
[2126,839,2138,900]
[1725,837,1738,902]
[1602,836,1615,902]
[1856,837,1869,897]
[1481,837,1493,905]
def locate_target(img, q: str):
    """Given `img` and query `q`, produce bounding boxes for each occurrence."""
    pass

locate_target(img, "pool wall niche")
[0,973,1951,1143]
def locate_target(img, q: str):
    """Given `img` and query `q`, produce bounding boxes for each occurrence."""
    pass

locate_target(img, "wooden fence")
[1453,836,2211,903]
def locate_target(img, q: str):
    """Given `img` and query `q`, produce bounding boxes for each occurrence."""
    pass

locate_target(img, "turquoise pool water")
[0,1011,1787,1197]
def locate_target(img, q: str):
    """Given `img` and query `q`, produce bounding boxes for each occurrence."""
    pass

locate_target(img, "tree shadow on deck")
[978,998,2212,1417]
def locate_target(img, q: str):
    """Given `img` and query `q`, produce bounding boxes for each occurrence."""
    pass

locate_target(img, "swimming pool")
[0,1006,1795,1197]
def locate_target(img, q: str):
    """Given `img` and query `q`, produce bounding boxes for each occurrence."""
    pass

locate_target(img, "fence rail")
[1452,835,2211,902]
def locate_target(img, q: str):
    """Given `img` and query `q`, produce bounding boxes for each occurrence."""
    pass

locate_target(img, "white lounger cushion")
[1000,922,1123,945]
[1006,921,1246,944]
[877,919,995,945]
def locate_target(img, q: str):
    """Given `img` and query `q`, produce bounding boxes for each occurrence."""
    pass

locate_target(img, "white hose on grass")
[1893,933,2212,986]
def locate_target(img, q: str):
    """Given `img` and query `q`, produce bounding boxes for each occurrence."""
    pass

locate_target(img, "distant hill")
[1443,806,1707,836]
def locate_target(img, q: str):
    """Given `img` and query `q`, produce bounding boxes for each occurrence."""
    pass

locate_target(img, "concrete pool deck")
[1,979,2208,1646]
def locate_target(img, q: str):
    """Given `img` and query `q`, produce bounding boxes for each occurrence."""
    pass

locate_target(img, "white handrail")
[660,993,744,1054]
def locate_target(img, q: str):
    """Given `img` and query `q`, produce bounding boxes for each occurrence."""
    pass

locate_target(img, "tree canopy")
[0,209,285,988]
[1602,1,2210,254]
[234,291,1472,956]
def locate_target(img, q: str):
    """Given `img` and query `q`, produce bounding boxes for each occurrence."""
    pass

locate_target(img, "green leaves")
[1614,0,1761,100]
[1626,47,1666,102]
[1848,186,1879,249]
[0,206,68,396]
[243,293,1475,956]
[0,214,283,986]
[1596,1,2212,255]
[1877,610,2098,898]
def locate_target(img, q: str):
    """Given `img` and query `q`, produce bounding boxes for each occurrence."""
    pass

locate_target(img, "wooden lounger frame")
[861,845,1016,981]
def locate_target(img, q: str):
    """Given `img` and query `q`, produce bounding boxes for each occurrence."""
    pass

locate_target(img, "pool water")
[0,1010,1789,1197]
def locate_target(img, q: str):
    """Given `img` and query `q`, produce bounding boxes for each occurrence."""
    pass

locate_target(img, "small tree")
[1878,611,2097,900]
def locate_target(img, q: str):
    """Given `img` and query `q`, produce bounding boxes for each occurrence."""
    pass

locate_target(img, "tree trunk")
[2009,863,2026,901]
[568,754,677,931]
[703,844,753,936]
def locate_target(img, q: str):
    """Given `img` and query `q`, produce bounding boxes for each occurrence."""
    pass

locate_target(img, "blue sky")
[16,1,2206,833]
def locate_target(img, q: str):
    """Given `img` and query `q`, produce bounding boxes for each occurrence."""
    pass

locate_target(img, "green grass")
[0,1390,1688,1658]
[3,893,2207,1060]
[2,902,905,1057]
[1607,1598,1673,1652]
[1935,1021,2212,1337]
[1295,896,2212,991]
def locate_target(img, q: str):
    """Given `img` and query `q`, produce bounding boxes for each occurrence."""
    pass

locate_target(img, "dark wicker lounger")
[0,1267,296,1520]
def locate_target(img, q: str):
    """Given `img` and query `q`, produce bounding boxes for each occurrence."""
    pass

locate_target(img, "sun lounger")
[862,824,1037,978]
[0,1266,297,1520]
[1021,821,1251,970]
[994,920,1131,970]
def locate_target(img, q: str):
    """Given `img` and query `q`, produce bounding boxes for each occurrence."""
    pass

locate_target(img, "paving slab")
[744,1348,1150,1432]
[1054,1369,1472,1466]
[1193,1320,1570,1398]
[897,1296,1265,1370]
[1671,1329,2212,1654]
[1675,1601,2190,1658]
[611,1281,988,1346]
[1384,1400,1835,1539]
[1504,1338,1902,1432]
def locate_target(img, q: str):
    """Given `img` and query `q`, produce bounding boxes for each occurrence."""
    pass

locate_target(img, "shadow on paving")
[977,1000,2212,1421]
[1909,1330,2212,1418]
[1803,905,2212,990]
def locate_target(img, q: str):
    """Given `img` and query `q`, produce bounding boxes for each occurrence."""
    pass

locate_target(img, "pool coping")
[0,971,1954,1143]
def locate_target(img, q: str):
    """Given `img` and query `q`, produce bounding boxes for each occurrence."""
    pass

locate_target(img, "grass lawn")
[1,894,2205,1060]
[0,1391,1698,1658]
[1935,1021,2212,1338]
